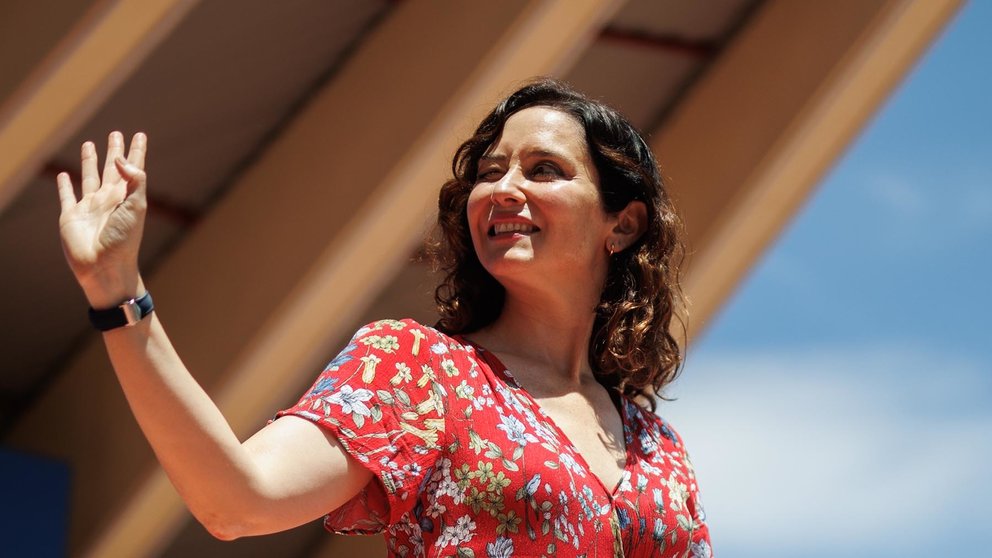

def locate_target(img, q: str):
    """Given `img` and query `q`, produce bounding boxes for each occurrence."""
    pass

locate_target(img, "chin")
[480,251,535,278]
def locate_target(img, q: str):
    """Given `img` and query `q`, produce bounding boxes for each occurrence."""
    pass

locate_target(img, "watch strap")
[88,292,154,331]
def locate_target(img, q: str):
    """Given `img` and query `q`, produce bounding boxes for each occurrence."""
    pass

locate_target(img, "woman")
[56,79,711,557]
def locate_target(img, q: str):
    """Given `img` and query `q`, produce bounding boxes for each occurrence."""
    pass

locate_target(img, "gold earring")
[608,242,616,256]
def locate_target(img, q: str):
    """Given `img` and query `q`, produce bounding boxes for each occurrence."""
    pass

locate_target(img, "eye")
[476,170,496,182]
[475,167,504,183]
[531,162,562,178]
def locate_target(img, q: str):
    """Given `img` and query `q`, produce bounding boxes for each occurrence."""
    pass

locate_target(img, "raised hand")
[57,131,148,308]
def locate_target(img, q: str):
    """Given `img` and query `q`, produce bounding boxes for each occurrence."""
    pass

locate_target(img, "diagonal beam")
[653,0,961,339]
[0,0,198,215]
[7,1,620,556]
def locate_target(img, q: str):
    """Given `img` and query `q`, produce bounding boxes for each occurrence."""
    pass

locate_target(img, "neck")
[473,278,603,391]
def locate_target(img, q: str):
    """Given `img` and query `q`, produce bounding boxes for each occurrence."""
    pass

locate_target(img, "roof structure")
[0,0,960,556]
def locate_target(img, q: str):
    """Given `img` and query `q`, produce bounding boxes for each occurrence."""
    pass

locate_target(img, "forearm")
[101,308,263,535]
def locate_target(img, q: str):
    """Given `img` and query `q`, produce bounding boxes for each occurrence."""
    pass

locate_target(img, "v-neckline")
[458,336,634,499]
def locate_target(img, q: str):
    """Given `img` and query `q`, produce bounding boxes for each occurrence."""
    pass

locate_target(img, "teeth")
[494,222,535,235]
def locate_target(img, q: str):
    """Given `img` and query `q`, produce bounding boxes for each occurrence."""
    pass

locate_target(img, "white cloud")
[659,346,992,556]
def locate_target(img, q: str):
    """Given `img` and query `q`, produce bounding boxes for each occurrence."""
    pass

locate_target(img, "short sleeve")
[275,319,450,533]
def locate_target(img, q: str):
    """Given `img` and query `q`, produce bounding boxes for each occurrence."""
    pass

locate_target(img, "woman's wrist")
[78,270,146,309]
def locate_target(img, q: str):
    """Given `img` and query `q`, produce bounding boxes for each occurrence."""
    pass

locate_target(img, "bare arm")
[57,132,371,539]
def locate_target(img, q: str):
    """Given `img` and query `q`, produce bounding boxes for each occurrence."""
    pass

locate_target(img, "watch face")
[89,293,153,331]
[121,299,142,326]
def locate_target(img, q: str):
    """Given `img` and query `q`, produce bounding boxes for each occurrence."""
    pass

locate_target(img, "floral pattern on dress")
[277,319,711,557]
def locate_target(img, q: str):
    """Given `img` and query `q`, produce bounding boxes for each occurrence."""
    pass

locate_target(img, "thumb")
[115,156,147,198]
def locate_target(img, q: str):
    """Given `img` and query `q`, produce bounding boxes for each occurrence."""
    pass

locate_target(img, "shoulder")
[345,318,472,358]
[348,318,429,344]
[338,319,482,382]
[340,319,444,359]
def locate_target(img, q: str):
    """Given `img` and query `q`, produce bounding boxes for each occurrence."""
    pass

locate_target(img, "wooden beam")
[6,1,620,556]
[653,0,962,339]
[0,0,198,214]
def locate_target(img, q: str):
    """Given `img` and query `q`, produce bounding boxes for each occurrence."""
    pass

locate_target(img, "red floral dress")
[277,319,711,557]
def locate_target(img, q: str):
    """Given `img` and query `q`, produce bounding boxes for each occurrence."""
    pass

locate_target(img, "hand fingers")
[126,132,147,169]
[115,156,147,198]
[80,141,100,195]
[102,131,125,185]
[56,172,77,212]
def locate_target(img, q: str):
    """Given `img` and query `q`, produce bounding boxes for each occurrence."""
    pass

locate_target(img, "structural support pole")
[0,0,198,214]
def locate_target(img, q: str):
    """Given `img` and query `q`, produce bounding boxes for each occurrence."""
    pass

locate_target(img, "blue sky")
[663,3,992,556]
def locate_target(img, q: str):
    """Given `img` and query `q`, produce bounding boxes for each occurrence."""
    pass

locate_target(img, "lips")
[491,222,534,235]
[488,221,540,237]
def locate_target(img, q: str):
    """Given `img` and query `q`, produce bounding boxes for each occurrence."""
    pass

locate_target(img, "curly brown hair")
[432,79,686,407]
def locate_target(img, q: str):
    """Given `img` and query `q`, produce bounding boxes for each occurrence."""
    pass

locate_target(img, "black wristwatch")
[88,292,154,331]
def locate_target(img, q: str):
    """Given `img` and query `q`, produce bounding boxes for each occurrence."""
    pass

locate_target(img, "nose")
[490,167,525,206]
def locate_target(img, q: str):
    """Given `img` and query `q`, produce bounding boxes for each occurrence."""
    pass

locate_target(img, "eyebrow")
[478,154,507,165]
[478,148,571,165]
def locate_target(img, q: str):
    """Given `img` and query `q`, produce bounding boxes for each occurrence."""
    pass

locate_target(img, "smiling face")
[466,106,615,294]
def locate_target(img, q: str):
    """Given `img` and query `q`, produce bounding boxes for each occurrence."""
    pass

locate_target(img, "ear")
[609,200,648,252]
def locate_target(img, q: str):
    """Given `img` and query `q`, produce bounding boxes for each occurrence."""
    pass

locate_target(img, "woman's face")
[466,106,615,294]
